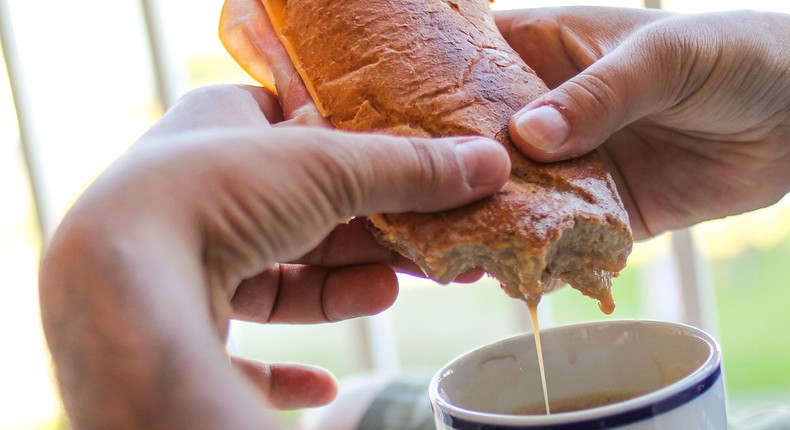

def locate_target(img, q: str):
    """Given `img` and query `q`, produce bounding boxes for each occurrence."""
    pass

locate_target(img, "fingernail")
[514,105,569,153]
[454,138,509,187]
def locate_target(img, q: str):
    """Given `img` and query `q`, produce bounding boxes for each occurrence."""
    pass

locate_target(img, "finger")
[141,85,281,140]
[453,268,487,284]
[495,8,668,89]
[214,128,510,265]
[278,74,332,127]
[145,125,509,287]
[293,218,487,282]
[231,357,338,409]
[231,263,399,324]
[220,0,329,126]
[509,19,689,162]
[495,9,586,89]
[220,0,279,91]
[277,130,511,216]
[254,14,329,125]
[293,217,421,270]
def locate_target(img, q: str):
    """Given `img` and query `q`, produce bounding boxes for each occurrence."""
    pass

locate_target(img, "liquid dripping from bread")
[527,299,551,415]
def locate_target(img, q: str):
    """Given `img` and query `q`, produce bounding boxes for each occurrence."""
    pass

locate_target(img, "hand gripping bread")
[220,0,633,313]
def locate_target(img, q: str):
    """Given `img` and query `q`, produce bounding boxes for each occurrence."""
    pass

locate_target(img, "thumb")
[283,129,512,216]
[509,34,677,162]
[224,127,511,263]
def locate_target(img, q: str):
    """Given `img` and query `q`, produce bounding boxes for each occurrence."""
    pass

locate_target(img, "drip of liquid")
[527,301,551,415]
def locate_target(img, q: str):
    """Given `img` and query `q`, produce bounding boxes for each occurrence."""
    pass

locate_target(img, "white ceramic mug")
[429,320,726,429]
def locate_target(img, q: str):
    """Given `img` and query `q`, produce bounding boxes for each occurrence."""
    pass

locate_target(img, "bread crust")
[281,0,632,312]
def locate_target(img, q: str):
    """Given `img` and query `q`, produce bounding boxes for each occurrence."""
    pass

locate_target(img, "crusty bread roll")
[221,0,633,313]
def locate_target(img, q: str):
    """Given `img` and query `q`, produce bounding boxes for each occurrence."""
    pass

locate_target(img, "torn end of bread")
[368,167,631,314]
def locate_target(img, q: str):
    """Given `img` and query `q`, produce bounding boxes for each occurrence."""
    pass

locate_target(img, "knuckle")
[404,137,444,196]
[302,133,367,217]
[565,72,620,118]
[556,72,622,140]
[631,18,716,104]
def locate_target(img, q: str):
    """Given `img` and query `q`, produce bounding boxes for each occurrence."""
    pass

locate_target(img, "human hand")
[39,84,510,429]
[497,7,790,239]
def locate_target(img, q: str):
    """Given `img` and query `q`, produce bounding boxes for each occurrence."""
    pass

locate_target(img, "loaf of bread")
[220,0,633,313]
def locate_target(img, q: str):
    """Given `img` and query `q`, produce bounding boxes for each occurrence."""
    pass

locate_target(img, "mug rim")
[429,319,722,428]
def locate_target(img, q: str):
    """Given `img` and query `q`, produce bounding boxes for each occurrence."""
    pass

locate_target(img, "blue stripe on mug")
[437,366,721,430]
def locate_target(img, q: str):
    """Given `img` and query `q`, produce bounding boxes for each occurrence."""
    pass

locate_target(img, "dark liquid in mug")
[512,391,640,415]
